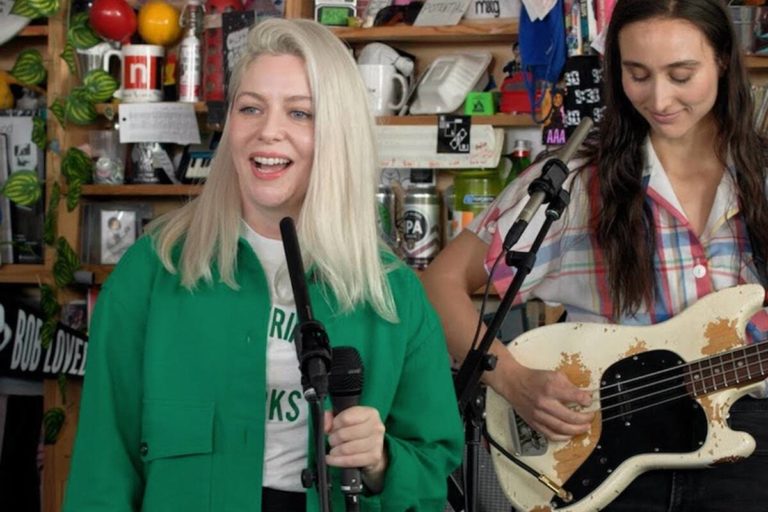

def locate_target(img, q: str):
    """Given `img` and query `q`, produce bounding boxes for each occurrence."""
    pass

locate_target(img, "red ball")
[89,0,138,43]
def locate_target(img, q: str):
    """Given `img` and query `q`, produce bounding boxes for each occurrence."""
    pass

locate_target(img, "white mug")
[357,64,408,116]
[102,44,165,103]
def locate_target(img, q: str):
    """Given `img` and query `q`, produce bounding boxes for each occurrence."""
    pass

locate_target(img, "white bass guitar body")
[485,284,768,511]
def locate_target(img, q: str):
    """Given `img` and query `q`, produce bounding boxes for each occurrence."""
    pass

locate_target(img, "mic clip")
[294,319,332,400]
[527,157,569,207]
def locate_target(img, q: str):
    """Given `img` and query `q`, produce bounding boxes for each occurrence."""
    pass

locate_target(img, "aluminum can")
[402,181,440,269]
[375,184,397,249]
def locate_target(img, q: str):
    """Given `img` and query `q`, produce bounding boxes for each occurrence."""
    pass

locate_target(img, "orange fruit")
[138,0,182,47]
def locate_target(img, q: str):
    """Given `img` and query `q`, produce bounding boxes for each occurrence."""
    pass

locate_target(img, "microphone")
[502,116,594,251]
[330,346,365,511]
[280,217,331,399]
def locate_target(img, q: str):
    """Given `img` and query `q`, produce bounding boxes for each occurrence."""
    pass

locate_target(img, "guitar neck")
[686,342,768,396]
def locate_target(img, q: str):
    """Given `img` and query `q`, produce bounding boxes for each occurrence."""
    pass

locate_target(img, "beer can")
[402,170,440,269]
[375,184,397,249]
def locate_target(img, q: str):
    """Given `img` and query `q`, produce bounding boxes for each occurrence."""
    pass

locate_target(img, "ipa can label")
[403,202,439,269]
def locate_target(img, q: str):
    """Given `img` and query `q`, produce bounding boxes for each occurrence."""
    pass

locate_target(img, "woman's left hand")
[325,406,388,492]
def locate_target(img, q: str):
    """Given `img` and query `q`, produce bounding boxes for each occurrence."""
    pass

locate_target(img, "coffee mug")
[357,64,408,116]
[102,44,165,103]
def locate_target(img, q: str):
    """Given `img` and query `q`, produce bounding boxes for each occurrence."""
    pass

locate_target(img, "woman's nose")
[651,79,674,112]
[258,111,287,142]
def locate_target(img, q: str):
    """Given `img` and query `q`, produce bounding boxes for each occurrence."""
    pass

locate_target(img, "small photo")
[100,210,136,264]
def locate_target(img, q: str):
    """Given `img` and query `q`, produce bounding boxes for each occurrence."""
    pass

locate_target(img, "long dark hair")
[585,0,768,318]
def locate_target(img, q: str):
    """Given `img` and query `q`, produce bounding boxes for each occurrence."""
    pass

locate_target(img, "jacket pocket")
[140,399,215,512]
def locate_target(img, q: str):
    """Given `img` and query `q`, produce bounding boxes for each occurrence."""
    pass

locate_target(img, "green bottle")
[505,139,532,187]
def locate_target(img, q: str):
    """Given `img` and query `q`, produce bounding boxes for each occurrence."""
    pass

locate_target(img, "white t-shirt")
[241,222,308,492]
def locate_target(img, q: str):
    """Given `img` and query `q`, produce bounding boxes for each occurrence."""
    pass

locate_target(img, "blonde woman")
[64,18,462,512]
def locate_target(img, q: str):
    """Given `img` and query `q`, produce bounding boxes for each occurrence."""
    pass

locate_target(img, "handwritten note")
[413,0,472,26]
[376,125,502,169]
[118,103,201,145]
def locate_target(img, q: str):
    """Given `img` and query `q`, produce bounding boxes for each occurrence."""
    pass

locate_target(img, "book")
[0,109,46,264]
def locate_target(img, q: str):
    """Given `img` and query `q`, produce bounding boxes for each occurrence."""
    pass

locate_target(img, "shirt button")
[140,442,149,456]
[693,264,707,279]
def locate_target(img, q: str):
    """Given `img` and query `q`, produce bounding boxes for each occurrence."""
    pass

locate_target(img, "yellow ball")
[138,0,182,47]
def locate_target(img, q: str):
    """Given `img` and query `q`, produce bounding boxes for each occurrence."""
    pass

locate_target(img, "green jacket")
[63,236,463,512]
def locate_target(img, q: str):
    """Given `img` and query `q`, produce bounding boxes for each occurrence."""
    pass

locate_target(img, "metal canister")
[402,169,440,269]
[375,184,397,249]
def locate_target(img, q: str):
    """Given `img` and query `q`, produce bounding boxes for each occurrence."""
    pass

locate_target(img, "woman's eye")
[629,74,649,83]
[238,105,261,114]
[291,110,313,120]
[670,75,692,84]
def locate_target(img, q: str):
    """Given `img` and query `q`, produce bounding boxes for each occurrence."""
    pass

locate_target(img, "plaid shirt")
[470,139,768,339]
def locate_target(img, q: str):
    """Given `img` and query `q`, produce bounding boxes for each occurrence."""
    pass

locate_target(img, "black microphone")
[502,116,594,251]
[280,217,331,399]
[330,346,365,511]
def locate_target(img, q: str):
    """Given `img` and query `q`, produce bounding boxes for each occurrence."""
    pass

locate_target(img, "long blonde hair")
[149,18,398,322]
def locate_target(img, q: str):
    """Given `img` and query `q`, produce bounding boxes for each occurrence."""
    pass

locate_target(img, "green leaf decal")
[43,407,65,444]
[60,41,77,76]
[32,115,46,150]
[30,0,59,16]
[53,237,79,287]
[10,0,41,18]
[10,49,47,86]
[50,99,66,127]
[40,284,61,319]
[58,373,68,405]
[68,12,101,49]
[1,170,42,206]
[61,147,92,184]
[82,70,118,103]
[40,316,57,350]
[64,89,97,125]
[65,179,81,212]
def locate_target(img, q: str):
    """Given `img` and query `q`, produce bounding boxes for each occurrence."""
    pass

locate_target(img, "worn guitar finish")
[485,285,768,512]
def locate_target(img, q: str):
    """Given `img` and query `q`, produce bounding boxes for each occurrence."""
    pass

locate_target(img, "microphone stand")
[280,217,333,512]
[449,117,593,512]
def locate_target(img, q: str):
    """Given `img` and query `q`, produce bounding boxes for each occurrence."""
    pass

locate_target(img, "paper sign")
[413,0,472,26]
[377,124,503,169]
[118,103,201,145]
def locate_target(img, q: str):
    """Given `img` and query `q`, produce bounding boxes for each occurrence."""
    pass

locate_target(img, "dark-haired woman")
[423,0,768,509]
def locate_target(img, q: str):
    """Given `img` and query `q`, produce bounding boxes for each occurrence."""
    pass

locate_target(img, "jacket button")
[140,442,149,456]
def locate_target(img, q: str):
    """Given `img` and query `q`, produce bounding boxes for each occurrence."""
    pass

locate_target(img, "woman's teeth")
[252,157,290,167]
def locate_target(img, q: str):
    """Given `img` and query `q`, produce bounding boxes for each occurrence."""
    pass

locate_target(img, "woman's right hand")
[492,356,595,442]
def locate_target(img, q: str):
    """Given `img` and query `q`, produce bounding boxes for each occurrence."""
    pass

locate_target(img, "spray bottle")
[178,0,204,102]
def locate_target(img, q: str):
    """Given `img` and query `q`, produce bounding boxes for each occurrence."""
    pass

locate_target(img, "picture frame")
[80,202,153,265]
[99,209,136,264]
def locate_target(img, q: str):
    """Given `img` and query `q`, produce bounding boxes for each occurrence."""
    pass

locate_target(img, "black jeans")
[606,396,768,512]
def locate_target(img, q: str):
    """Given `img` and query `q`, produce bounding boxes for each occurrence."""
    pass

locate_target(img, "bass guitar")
[485,284,768,511]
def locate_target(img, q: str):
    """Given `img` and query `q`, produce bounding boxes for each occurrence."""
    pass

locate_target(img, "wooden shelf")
[19,25,49,37]
[332,19,519,43]
[80,264,113,285]
[746,55,768,69]
[0,264,49,284]
[95,102,208,117]
[377,113,536,127]
[81,184,203,196]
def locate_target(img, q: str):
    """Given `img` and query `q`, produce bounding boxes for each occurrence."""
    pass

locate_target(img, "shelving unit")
[81,184,203,196]
[0,3,529,509]
[332,19,519,42]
